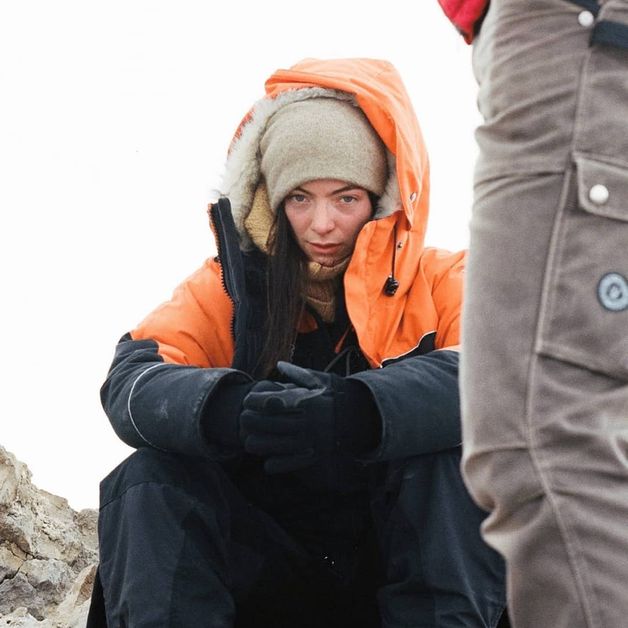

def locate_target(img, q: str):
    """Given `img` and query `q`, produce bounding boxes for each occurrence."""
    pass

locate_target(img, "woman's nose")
[310,203,334,234]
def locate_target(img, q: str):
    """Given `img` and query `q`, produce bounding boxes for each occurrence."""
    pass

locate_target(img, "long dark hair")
[256,203,307,377]
[255,191,379,377]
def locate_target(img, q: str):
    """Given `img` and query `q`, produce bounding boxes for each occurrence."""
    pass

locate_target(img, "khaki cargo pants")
[461,1,628,626]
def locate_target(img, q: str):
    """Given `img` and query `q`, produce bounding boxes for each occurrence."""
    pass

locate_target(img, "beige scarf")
[244,183,349,322]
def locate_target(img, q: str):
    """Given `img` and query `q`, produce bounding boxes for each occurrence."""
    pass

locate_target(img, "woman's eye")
[339,195,357,204]
[288,194,307,203]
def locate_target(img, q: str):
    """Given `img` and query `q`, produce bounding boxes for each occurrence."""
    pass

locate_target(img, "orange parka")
[101,59,465,461]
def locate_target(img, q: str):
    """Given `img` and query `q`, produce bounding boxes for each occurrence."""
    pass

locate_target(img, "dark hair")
[255,190,378,377]
[256,204,307,377]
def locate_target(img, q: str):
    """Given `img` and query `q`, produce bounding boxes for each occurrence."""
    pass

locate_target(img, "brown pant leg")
[461,1,628,626]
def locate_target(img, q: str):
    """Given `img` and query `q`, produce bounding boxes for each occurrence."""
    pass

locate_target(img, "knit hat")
[259,98,388,211]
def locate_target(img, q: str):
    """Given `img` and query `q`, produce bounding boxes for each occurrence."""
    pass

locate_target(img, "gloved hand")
[240,362,380,474]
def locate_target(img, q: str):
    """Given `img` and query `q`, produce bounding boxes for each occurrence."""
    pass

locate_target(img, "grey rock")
[0,446,98,626]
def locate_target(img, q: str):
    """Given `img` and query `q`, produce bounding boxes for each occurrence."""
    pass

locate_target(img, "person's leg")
[97,448,316,628]
[461,1,628,626]
[371,449,506,628]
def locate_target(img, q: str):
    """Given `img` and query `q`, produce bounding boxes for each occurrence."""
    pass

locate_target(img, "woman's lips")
[308,242,340,254]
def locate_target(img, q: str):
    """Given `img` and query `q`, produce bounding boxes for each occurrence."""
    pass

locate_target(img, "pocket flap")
[576,154,628,221]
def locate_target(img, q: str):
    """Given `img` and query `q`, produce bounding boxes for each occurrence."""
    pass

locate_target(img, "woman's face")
[283,179,373,267]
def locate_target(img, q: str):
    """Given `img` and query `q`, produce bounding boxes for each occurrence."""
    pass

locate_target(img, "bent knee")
[99,447,226,508]
[396,447,464,484]
[462,448,544,514]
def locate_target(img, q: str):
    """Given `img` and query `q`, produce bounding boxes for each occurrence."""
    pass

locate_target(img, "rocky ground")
[0,446,98,627]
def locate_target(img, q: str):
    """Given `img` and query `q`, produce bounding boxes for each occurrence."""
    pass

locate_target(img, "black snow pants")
[88,447,506,627]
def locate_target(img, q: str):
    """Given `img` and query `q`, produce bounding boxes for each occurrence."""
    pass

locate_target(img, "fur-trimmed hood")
[218,58,431,253]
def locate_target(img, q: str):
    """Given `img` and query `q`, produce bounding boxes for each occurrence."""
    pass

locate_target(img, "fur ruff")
[216,87,401,249]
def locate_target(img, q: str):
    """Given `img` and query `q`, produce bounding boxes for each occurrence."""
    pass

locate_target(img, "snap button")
[589,184,609,205]
[598,273,628,312]
[409,191,417,202]
[578,10,594,27]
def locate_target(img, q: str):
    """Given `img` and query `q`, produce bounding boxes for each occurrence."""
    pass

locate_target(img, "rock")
[0,446,98,626]
[0,545,25,582]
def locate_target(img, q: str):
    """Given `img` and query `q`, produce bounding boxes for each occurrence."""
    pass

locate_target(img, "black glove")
[240,362,380,474]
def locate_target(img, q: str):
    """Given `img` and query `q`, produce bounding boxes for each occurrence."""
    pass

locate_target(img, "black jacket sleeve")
[100,334,252,458]
[349,349,461,461]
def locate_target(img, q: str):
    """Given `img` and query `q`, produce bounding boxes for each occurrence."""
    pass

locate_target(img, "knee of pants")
[99,447,230,510]
[378,448,467,497]
[96,450,239,627]
[462,447,545,516]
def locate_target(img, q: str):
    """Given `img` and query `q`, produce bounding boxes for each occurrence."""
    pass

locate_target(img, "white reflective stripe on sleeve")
[127,363,169,450]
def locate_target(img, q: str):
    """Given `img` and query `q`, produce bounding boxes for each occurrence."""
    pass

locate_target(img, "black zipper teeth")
[211,202,238,340]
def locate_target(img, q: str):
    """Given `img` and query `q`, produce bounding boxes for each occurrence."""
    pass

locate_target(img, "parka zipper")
[208,198,245,343]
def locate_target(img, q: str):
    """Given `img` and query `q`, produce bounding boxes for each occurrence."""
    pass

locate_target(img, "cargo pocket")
[536,154,628,379]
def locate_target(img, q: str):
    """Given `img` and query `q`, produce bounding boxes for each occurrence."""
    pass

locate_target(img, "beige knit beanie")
[259,98,388,211]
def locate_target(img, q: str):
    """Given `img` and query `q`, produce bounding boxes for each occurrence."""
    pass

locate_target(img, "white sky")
[0,1,480,510]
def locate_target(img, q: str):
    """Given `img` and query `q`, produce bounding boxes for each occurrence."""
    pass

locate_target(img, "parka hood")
[219,58,431,252]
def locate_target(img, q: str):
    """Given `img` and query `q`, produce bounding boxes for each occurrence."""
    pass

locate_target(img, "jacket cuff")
[201,377,254,459]
[335,378,381,455]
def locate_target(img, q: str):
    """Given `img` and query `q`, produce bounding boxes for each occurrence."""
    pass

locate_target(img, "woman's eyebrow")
[332,185,361,194]
[293,184,362,194]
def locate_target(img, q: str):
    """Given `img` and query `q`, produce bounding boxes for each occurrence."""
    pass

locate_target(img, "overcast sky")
[1,1,480,510]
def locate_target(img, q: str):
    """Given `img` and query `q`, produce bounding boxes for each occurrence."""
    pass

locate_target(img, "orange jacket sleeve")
[422,247,466,350]
[131,258,235,368]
